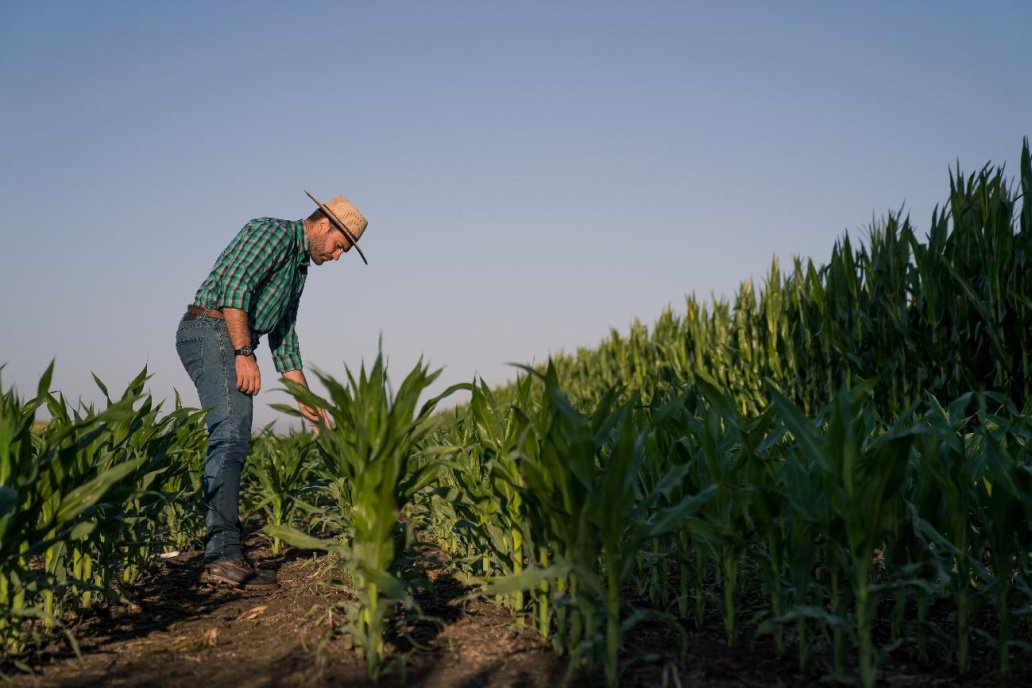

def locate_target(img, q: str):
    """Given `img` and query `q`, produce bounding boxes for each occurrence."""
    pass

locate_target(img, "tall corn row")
[426,140,1032,685]
[528,140,1032,421]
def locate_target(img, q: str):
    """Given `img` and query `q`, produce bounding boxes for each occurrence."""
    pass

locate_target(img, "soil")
[5,541,1029,688]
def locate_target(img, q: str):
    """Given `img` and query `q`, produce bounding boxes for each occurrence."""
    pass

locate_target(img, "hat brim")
[305,190,368,265]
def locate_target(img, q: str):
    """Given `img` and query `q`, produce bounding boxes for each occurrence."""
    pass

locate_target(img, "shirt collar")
[294,219,311,266]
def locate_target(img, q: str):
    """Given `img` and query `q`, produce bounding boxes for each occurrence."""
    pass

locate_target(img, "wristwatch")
[234,346,255,357]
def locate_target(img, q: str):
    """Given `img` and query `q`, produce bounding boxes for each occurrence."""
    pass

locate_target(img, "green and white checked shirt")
[193,217,310,372]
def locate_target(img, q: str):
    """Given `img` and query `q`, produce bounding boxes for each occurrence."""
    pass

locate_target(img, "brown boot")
[200,559,278,589]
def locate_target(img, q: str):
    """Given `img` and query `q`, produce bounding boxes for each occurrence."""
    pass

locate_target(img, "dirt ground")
[5,542,1028,688]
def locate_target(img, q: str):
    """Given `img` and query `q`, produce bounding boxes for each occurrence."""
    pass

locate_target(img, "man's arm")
[281,368,330,435]
[268,301,302,373]
[224,307,261,395]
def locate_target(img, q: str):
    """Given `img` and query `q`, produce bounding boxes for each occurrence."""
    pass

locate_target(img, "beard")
[310,235,329,264]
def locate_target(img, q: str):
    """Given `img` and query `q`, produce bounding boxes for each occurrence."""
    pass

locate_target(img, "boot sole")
[200,570,279,590]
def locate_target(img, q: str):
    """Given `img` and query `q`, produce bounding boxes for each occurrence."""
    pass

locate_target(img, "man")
[175,191,368,589]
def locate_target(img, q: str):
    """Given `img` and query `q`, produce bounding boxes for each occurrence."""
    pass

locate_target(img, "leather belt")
[183,305,226,321]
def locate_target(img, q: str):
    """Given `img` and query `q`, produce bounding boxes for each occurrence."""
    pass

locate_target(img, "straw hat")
[305,190,369,265]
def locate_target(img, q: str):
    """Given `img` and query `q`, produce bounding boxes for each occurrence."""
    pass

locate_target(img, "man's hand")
[282,368,330,435]
[223,307,260,395]
[235,354,261,395]
[298,402,331,436]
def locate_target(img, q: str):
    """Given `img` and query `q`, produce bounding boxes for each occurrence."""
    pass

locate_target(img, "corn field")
[3,141,1032,685]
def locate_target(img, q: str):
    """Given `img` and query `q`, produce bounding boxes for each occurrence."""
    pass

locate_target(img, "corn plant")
[901,393,983,671]
[479,363,715,687]
[772,384,918,688]
[155,393,207,552]
[971,394,1032,677]
[1,364,207,661]
[243,426,317,554]
[266,351,465,679]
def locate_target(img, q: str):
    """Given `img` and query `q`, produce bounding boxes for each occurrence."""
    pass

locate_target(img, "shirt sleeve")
[212,219,290,313]
[269,300,302,372]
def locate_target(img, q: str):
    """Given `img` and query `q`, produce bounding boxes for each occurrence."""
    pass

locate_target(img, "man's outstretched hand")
[298,402,331,436]
[282,368,330,436]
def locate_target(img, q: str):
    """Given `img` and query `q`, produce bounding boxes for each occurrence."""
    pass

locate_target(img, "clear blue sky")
[2,1,1030,426]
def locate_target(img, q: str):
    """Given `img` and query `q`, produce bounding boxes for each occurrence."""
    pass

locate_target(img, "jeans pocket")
[176,336,205,385]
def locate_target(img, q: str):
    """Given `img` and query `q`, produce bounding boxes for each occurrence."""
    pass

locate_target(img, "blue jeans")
[175,314,253,563]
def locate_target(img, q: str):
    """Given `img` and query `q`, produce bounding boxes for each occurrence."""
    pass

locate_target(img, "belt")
[183,305,226,321]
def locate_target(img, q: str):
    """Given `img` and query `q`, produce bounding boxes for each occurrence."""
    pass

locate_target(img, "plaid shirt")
[193,217,310,372]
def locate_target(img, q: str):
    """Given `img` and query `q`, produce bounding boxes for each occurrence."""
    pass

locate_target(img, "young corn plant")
[904,393,982,672]
[498,363,615,655]
[429,377,533,620]
[469,376,533,617]
[267,351,465,679]
[972,394,1031,678]
[154,393,207,552]
[690,374,755,647]
[244,427,316,555]
[484,363,714,687]
[772,383,918,688]
[0,365,167,658]
[86,370,210,586]
[776,446,826,673]
[637,387,717,625]
[430,432,501,578]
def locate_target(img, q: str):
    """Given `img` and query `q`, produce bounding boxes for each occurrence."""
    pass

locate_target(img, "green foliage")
[243,427,317,554]
[268,349,466,679]
[427,139,1032,686]
[0,365,207,658]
